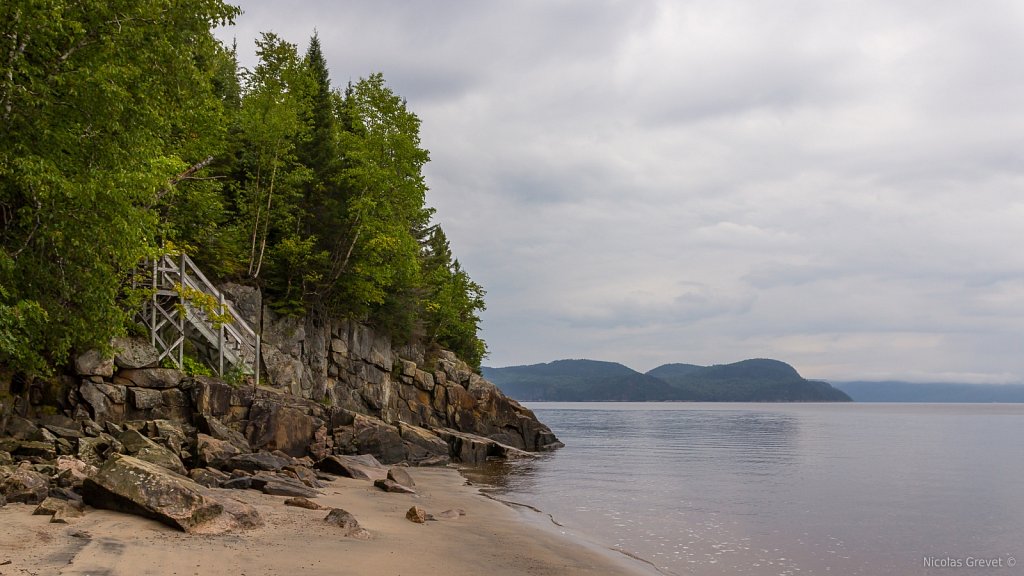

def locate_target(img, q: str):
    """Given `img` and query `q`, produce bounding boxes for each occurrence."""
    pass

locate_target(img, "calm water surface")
[467,403,1024,576]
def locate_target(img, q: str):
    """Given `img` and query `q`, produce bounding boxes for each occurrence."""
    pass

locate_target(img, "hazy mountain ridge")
[832,381,1024,403]
[483,358,852,402]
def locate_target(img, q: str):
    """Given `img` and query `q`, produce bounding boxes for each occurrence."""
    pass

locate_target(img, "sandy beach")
[0,467,658,576]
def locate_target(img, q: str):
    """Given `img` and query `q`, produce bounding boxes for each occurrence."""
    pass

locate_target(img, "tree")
[421,226,487,370]
[317,74,433,327]
[0,0,239,373]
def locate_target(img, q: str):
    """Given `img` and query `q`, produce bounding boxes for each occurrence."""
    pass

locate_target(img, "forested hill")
[832,381,1024,402]
[483,359,852,402]
[1,5,486,373]
[481,360,675,401]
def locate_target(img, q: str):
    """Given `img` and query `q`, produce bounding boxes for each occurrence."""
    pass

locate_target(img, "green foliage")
[181,354,215,377]
[0,0,239,373]
[1,15,489,373]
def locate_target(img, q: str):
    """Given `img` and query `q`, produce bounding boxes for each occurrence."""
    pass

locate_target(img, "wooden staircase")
[139,253,260,383]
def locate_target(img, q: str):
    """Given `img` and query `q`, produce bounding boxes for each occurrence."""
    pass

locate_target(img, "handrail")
[141,253,260,380]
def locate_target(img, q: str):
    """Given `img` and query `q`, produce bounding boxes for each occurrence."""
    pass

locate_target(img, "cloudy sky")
[217,1,1024,383]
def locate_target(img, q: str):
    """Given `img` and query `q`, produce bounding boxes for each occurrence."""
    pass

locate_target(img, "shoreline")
[0,466,660,576]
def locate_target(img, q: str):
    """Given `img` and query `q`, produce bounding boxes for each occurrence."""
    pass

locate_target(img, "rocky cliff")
[0,296,561,530]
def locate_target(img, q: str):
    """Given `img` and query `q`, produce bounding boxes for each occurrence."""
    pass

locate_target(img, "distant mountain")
[483,358,851,402]
[481,359,675,401]
[649,359,852,402]
[832,381,1024,403]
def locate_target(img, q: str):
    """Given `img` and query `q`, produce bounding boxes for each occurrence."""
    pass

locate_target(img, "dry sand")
[0,467,659,576]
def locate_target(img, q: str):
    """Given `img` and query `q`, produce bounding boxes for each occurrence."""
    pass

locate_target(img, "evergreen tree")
[0,0,239,373]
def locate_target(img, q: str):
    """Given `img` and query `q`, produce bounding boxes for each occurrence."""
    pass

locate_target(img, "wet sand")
[0,467,658,576]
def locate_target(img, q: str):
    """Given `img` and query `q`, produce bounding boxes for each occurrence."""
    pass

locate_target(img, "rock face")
[82,455,224,532]
[0,289,560,535]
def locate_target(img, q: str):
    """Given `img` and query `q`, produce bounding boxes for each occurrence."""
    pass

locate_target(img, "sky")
[216,0,1024,383]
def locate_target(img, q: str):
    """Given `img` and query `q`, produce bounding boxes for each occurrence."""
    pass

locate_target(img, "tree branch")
[157,156,215,199]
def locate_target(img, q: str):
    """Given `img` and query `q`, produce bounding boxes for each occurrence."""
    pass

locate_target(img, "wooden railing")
[139,253,260,383]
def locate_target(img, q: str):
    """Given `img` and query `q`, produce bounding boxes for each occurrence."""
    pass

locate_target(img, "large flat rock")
[82,454,223,532]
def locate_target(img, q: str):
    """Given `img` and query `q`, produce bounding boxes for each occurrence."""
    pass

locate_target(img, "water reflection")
[463,403,1024,576]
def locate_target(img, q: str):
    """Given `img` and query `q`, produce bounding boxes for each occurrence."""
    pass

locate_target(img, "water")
[467,403,1024,576]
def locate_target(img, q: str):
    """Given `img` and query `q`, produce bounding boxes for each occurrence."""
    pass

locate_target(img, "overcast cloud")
[217,0,1024,383]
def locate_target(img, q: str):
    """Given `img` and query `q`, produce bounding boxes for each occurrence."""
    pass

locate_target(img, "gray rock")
[324,508,370,539]
[112,337,160,369]
[189,467,230,489]
[224,452,290,473]
[117,368,184,389]
[387,467,415,488]
[82,455,223,532]
[74,349,114,377]
[0,465,50,504]
[117,429,187,475]
[195,434,241,469]
[4,415,40,440]
[11,440,57,461]
[195,414,251,453]
[245,401,317,458]
[374,478,416,494]
[331,413,406,464]
[220,476,255,491]
[433,428,533,465]
[258,478,318,498]
[316,455,387,481]
[79,381,113,423]
[43,424,84,440]
[33,496,85,517]
[284,496,321,510]
[128,387,163,410]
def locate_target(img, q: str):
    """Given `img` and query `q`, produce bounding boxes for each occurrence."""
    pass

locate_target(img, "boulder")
[112,337,160,369]
[316,455,387,481]
[397,422,450,465]
[189,467,230,489]
[33,496,85,518]
[0,464,50,504]
[79,381,114,423]
[220,476,254,491]
[3,415,40,440]
[224,452,290,473]
[195,434,241,469]
[324,508,370,539]
[246,401,317,457]
[77,436,113,468]
[386,467,415,488]
[82,455,223,532]
[128,387,164,410]
[332,413,406,464]
[284,496,321,510]
[194,488,263,532]
[284,464,324,489]
[74,349,114,377]
[43,424,85,440]
[117,369,184,389]
[195,414,251,453]
[405,505,427,524]
[117,429,187,475]
[373,478,416,494]
[54,456,97,489]
[256,476,318,498]
[10,440,57,462]
[433,428,532,465]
